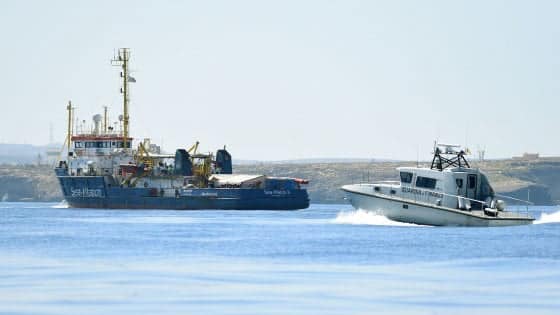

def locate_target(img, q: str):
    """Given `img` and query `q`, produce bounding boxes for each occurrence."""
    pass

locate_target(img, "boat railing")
[494,194,533,217]
[405,187,488,210]
[354,181,400,185]
[373,181,400,185]
[362,182,533,218]
[494,194,534,205]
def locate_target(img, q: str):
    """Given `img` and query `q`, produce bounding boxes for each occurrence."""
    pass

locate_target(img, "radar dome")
[92,114,103,134]
[93,114,102,122]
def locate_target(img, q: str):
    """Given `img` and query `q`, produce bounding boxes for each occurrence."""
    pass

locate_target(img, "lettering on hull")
[71,188,104,198]
[264,190,291,196]
[401,187,443,198]
[181,190,218,197]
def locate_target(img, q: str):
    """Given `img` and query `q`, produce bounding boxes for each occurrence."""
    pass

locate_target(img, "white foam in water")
[333,209,424,227]
[534,210,560,225]
[51,200,69,208]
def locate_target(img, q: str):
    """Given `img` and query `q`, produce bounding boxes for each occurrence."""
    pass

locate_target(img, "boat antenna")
[430,142,471,171]
[416,144,420,168]
[111,48,134,150]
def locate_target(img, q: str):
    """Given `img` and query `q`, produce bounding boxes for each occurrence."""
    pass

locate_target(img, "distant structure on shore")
[478,149,486,162]
[45,123,60,165]
[0,143,62,165]
[513,153,540,161]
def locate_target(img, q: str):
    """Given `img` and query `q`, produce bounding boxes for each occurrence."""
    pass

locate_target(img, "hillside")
[1,158,559,205]
[0,165,61,201]
[235,158,559,205]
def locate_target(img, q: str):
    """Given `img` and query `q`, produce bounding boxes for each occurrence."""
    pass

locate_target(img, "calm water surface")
[1,202,559,314]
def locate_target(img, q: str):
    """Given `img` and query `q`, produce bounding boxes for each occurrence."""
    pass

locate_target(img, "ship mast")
[66,100,73,152]
[111,48,132,149]
[103,105,108,134]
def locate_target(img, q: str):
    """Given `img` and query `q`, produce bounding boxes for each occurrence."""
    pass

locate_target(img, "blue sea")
[1,202,559,315]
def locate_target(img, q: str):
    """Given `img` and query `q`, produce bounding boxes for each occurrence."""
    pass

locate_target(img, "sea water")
[1,202,559,315]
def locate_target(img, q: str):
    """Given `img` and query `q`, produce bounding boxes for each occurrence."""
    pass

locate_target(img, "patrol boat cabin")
[342,144,534,227]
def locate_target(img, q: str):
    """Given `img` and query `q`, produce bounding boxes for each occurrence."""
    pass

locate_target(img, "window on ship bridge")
[400,172,413,184]
[416,176,437,189]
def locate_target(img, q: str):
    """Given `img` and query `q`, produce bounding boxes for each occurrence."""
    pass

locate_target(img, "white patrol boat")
[342,144,535,227]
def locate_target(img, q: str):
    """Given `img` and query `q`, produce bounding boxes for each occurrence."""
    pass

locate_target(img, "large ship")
[342,143,534,226]
[54,48,309,210]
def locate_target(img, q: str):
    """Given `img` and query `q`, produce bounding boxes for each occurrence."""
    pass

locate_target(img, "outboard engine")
[215,149,232,174]
[496,200,506,211]
[174,149,193,176]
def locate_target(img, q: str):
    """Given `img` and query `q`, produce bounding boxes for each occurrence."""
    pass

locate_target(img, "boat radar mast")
[430,142,471,171]
[111,48,135,150]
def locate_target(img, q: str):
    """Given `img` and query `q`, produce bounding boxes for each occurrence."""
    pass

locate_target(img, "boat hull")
[57,175,309,210]
[342,185,534,227]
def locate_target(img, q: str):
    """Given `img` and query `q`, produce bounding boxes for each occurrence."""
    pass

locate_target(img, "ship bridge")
[72,135,133,156]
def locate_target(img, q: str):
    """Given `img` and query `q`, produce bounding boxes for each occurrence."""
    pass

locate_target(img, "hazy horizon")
[1,1,558,161]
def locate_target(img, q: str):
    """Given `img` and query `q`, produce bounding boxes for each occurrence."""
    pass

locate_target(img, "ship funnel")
[174,149,193,176]
[215,149,232,174]
[93,114,102,135]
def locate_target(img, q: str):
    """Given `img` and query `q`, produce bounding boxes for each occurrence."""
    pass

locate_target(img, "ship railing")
[365,183,533,218]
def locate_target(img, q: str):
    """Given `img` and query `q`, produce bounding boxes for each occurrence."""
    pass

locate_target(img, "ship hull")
[342,185,534,227]
[57,176,309,210]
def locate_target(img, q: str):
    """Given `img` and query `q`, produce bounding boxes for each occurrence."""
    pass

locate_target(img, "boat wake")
[534,210,560,225]
[333,209,425,227]
[51,200,69,209]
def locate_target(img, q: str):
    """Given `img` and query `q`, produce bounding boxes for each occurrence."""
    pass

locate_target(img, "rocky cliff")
[1,158,558,205]
[0,165,61,202]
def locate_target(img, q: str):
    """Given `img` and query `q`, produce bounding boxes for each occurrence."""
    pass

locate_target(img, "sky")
[0,0,559,161]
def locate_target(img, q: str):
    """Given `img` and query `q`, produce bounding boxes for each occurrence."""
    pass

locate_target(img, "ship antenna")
[111,48,133,150]
[103,106,108,134]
